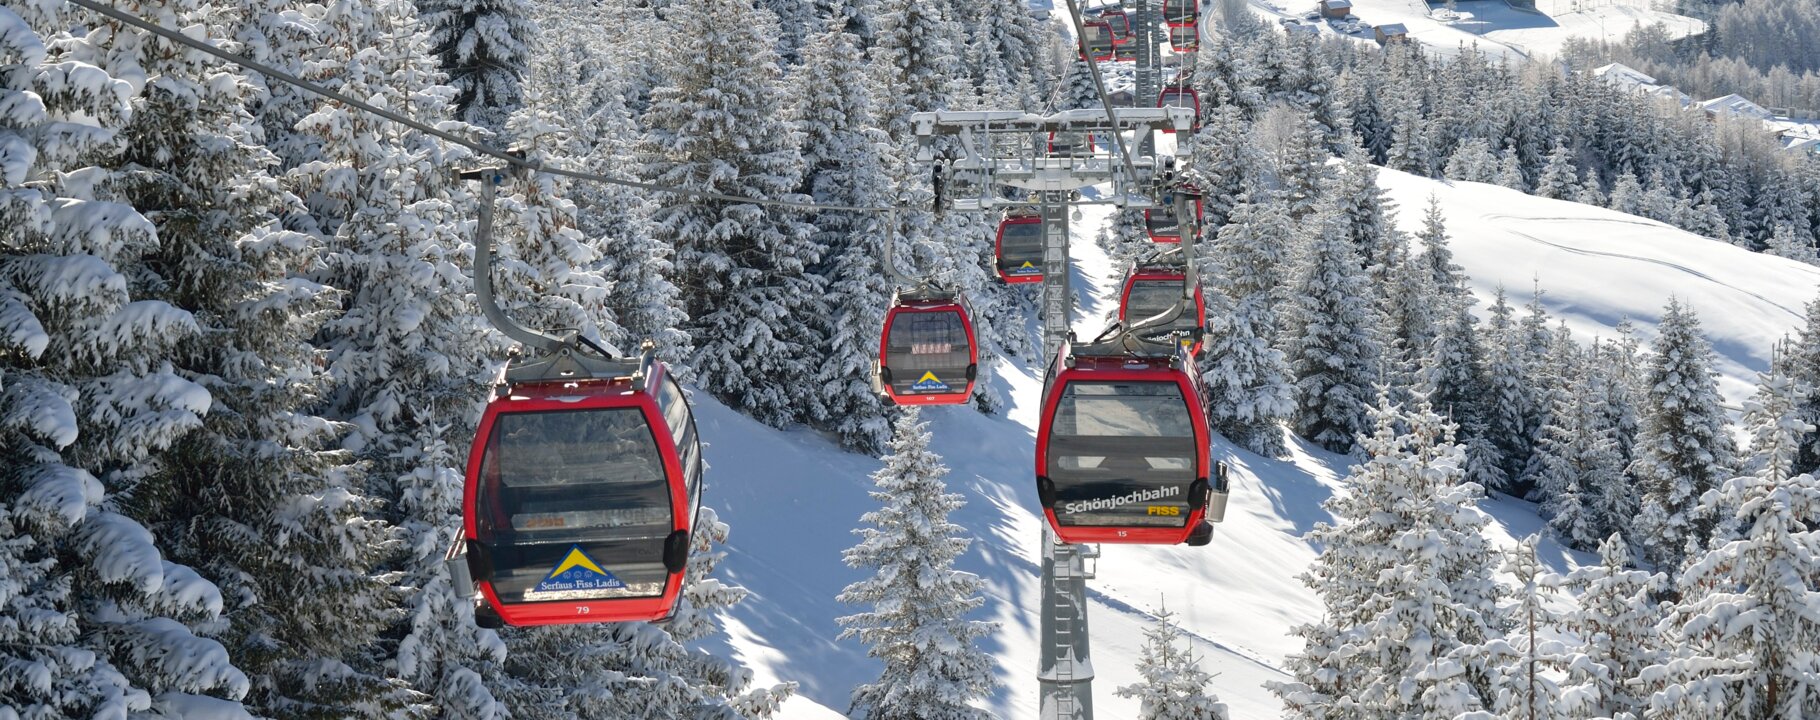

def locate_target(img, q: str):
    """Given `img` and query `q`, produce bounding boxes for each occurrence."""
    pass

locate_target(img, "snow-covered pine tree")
[1,7,254,715]
[528,10,689,363]
[1645,363,1820,717]
[1414,195,1469,306]
[1444,137,1498,184]
[1788,296,1820,474]
[960,0,1044,110]
[1495,143,1527,192]
[420,0,533,131]
[1426,301,1506,491]
[1608,171,1646,217]
[1183,104,1263,231]
[1286,207,1381,453]
[870,0,960,141]
[1276,108,1333,222]
[1202,194,1295,457]
[84,0,414,712]
[793,10,896,453]
[1271,394,1502,716]
[1114,607,1232,720]
[839,410,998,720]
[1483,537,1570,720]
[1534,140,1581,201]
[1533,339,1635,553]
[1558,533,1667,719]
[1483,288,1539,495]
[491,112,618,346]
[285,1,510,711]
[639,0,820,429]
[1630,297,1736,571]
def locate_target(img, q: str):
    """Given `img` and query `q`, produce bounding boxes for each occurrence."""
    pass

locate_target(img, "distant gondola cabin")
[878,291,978,406]
[996,214,1045,284]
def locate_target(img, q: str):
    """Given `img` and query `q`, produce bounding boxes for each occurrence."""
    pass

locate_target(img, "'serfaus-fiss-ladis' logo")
[911,371,951,393]
[535,545,625,593]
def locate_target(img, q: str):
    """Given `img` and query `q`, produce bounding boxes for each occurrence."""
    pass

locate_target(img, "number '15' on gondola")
[454,344,703,627]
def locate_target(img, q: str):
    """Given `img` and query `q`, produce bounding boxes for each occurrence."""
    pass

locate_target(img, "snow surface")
[695,166,1818,717]
[1247,0,1702,59]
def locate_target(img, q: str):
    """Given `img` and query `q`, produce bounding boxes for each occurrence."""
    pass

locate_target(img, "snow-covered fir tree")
[870,0,960,141]
[1202,194,1295,457]
[1495,143,1528,192]
[1530,328,1632,552]
[1444,137,1498,184]
[283,0,511,710]
[1,6,255,715]
[1482,538,1571,720]
[1286,207,1382,454]
[1114,607,1232,720]
[1630,298,1736,571]
[1534,141,1582,201]
[490,113,619,345]
[1788,296,1820,474]
[1414,196,1469,306]
[1482,288,1540,496]
[1645,363,1820,717]
[792,11,897,453]
[1559,533,1667,720]
[1183,104,1264,231]
[420,0,533,131]
[839,410,997,720]
[1272,394,1503,716]
[639,0,820,428]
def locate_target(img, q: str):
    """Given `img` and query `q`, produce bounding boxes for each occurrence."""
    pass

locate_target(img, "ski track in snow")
[705,165,1819,719]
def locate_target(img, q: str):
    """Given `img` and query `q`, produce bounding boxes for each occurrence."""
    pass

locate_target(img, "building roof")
[1593,62,1657,88]
[1785,137,1820,155]
[1377,22,1408,34]
[1699,94,1774,120]
[1323,0,1353,7]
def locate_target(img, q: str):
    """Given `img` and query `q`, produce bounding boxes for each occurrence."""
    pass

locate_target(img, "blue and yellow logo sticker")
[1012,261,1040,275]
[911,371,951,392]
[534,545,625,593]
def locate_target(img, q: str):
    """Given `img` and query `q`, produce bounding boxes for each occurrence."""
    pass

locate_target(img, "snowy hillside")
[699,172,1820,718]
[1246,0,1703,59]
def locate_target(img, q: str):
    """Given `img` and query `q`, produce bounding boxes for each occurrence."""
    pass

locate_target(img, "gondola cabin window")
[655,376,702,511]
[476,407,673,602]
[1047,381,1197,528]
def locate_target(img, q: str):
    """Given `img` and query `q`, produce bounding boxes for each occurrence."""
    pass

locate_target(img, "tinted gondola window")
[1125,280,1199,334]
[885,310,971,395]
[1164,0,1197,24]
[656,377,702,512]
[1147,205,1181,238]
[998,221,1044,277]
[1048,381,1196,528]
[477,408,673,602]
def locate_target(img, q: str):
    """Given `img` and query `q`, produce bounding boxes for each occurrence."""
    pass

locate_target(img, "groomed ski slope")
[695,168,1820,718]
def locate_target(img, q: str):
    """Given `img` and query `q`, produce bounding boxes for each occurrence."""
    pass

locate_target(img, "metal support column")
[1133,0,1159,158]
[1037,196,1093,720]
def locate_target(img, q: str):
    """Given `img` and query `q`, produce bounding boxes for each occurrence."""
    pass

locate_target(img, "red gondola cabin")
[1036,339,1221,545]
[461,348,702,627]
[1079,19,1115,61]
[1144,194,1203,242]
[996,214,1045,284]
[1163,0,1199,26]
[1118,266,1207,356]
[1169,24,1199,52]
[1157,87,1201,133]
[878,290,978,405]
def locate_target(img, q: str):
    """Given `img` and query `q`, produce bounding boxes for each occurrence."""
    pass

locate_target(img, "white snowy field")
[1246,0,1702,59]
[693,171,1819,718]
